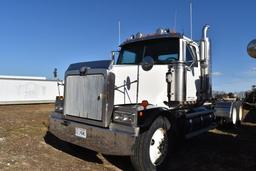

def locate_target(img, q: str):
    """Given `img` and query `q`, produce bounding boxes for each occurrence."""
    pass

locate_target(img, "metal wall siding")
[65,75,104,121]
[0,78,63,104]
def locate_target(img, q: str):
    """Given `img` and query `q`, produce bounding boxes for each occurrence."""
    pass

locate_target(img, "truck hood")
[66,60,113,72]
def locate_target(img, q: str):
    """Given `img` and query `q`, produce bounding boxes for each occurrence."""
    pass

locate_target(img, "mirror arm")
[190,60,195,68]
[186,65,191,71]
[186,60,195,71]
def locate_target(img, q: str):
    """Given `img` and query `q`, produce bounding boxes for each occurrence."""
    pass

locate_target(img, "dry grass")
[0,104,122,171]
[0,104,255,171]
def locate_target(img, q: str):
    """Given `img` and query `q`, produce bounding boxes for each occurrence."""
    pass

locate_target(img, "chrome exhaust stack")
[200,25,212,101]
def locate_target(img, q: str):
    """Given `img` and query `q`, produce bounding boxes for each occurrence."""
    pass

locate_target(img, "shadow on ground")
[44,132,103,164]
[44,132,134,171]
[243,109,256,123]
[103,155,133,171]
[44,121,256,171]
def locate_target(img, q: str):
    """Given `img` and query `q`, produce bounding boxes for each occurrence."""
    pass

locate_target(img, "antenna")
[173,10,177,32]
[189,0,193,39]
[118,21,121,45]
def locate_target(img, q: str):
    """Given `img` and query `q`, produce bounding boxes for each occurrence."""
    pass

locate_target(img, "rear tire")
[231,103,243,127]
[131,116,171,171]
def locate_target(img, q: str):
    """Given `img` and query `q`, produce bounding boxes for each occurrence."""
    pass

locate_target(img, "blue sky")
[0,0,255,92]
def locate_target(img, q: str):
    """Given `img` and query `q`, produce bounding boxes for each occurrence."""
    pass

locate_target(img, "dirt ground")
[0,104,255,171]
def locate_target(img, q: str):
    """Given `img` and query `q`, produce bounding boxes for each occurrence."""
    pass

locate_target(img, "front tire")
[131,116,171,171]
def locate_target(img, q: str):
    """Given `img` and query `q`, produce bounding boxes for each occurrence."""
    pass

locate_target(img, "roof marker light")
[129,34,135,40]
[136,32,143,38]
[156,28,167,35]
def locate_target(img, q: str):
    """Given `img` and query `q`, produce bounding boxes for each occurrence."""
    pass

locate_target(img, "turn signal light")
[56,96,64,100]
[139,112,144,117]
[141,100,149,109]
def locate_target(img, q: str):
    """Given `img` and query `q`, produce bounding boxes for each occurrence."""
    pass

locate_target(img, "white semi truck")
[48,25,241,171]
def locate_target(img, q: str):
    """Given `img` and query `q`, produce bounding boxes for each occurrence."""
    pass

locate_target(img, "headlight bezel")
[55,96,64,114]
[113,110,135,125]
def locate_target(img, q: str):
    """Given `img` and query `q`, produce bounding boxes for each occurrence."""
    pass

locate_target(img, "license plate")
[75,128,87,139]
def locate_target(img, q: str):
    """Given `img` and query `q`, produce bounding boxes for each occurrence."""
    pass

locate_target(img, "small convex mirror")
[126,76,131,90]
[247,39,256,58]
[141,56,154,71]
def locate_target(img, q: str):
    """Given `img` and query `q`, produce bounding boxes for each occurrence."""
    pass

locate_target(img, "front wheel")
[131,116,171,171]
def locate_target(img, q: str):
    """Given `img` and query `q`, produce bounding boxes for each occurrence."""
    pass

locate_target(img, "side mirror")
[111,51,115,60]
[247,39,256,58]
[111,50,120,62]
[141,56,154,71]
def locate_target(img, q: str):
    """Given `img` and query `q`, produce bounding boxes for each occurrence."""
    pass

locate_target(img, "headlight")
[113,111,135,125]
[55,96,64,113]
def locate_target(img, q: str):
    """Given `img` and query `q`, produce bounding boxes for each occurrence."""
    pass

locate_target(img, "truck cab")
[113,32,201,106]
[49,25,216,171]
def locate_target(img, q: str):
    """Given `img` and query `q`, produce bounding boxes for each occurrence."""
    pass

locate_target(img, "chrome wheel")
[232,107,237,125]
[238,105,243,121]
[149,128,167,166]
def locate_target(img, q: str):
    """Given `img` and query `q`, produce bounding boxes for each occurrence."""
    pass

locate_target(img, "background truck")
[243,85,256,110]
[214,98,243,126]
[49,25,241,171]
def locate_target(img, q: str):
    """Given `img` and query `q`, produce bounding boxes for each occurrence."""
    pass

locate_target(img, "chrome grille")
[64,75,104,121]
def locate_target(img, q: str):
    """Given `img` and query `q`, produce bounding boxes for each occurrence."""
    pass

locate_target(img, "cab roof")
[120,32,183,47]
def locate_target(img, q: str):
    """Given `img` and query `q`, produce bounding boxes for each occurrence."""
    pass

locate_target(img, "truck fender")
[137,107,171,132]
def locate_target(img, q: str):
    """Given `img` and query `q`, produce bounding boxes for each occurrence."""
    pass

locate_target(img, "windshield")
[117,38,179,65]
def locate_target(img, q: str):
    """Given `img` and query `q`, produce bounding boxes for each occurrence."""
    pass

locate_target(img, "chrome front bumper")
[48,112,136,156]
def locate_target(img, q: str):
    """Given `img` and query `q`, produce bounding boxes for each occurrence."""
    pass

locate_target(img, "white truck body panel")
[138,65,168,107]
[111,65,138,105]
[112,64,200,107]
[186,70,198,101]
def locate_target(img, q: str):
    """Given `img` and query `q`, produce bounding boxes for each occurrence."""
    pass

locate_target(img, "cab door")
[185,41,200,102]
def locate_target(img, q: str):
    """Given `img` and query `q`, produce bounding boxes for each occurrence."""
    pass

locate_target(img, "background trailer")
[0,75,63,104]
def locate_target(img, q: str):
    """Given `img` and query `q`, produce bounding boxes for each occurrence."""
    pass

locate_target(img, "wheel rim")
[239,106,243,121]
[232,107,237,125]
[149,128,167,166]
